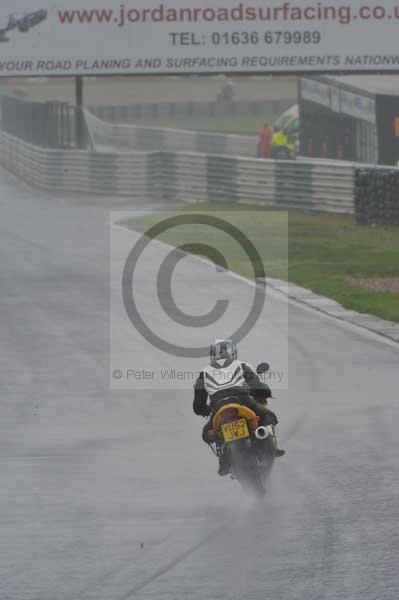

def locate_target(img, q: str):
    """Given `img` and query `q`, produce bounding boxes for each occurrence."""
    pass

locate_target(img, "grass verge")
[121,204,399,323]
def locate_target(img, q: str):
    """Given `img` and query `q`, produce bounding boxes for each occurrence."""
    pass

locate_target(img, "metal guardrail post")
[75,76,85,149]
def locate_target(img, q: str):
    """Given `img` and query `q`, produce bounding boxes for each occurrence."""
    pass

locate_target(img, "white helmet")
[209,338,237,368]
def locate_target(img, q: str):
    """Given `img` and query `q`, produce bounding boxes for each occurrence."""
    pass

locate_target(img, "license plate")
[221,419,249,442]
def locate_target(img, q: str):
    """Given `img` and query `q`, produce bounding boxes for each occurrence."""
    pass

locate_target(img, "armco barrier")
[0,131,162,199]
[0,130,355,213]
[161,152,355,212]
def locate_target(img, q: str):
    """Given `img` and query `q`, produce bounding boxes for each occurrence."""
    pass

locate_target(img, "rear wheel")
[229,441,267,498]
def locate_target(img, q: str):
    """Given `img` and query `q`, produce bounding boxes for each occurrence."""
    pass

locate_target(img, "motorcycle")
[207,362,276,497]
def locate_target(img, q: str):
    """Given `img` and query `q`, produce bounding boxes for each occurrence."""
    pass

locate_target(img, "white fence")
[0,130,355,214]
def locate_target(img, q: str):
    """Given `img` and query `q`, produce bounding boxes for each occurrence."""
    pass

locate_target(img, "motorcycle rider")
[193,338,285,476]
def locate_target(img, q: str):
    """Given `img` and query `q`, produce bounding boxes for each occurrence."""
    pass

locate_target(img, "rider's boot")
[273,434,285,457]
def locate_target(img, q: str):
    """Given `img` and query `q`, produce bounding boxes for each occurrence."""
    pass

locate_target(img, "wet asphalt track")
[1,167,399,600]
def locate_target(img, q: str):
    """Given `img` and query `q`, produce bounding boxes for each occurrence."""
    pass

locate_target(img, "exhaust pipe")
[255,426,272,440]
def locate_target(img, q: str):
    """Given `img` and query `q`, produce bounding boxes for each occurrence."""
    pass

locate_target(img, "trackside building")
[299,75,399,166]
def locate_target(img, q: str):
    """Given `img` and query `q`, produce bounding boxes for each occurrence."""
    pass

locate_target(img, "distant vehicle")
[0,9,47,42]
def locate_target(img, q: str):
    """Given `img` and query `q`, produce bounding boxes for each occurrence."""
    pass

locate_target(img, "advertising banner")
[300,78,377,123]
[2,0,399,77]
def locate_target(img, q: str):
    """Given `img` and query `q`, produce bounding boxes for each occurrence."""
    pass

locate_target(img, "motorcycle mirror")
[256,362,270,374]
